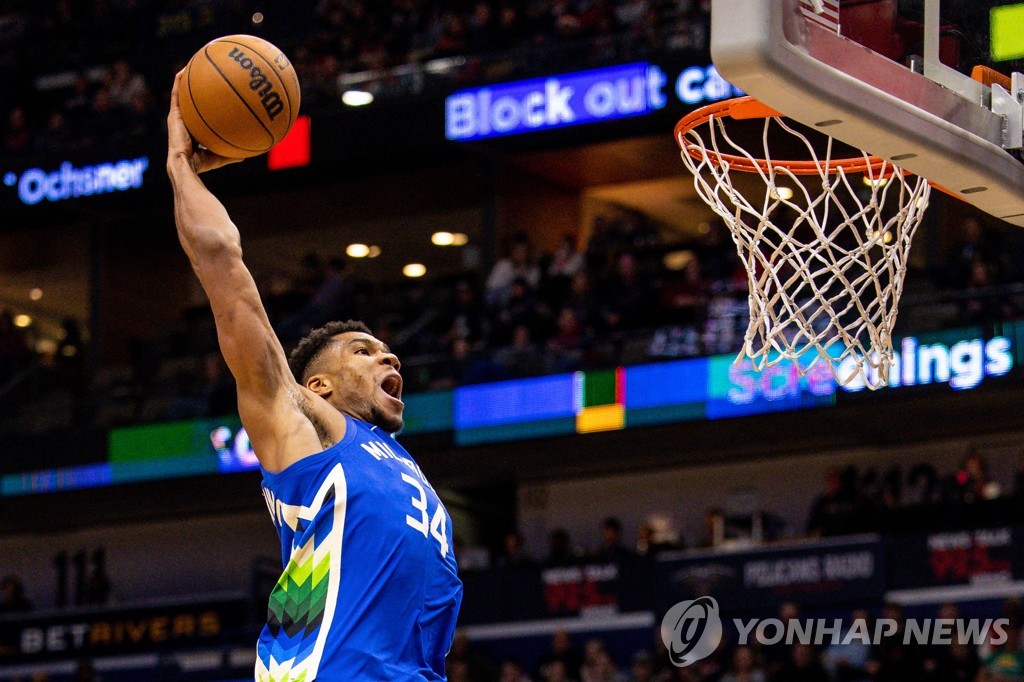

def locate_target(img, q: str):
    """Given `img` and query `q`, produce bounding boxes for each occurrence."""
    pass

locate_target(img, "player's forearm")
[168,155,242,266]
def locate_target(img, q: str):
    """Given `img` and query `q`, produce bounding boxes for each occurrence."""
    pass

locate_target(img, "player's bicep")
[192,246,292,397]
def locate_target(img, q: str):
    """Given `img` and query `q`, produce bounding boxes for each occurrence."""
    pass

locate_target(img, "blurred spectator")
[443,280,489,347]
[868,601,924,681]
[539,659,575,682]
[495,324,545,377]
[695,507,724,549]
[658,255,707,326]
[721,646,767,682]
[34,111,72,155]
[538,630,583,682]
[546,307,587,372]
[599,252,650,331]
[635,518,678,557]
[545,528,577,567]
[493,279,547,346]
[806,468,860,537]
[627,650,656,682]
[167,353,236,419]
[105,59,148,110]
[949,450,1001,503]
[278,258,355,341]
[580,640,626,682]
[771,643,827,682]
[977,621,1024,682]
[0,574,31,613]
[495,531,535,569]
[487,234,542,308]
[763,601,801,676]
[545,234,586,302]
[2,106,31,154]
[501,658,533,682]
[950,217,1004,288]
[62,72,94,124]
[592,517,634,561]
[821,609,872,682]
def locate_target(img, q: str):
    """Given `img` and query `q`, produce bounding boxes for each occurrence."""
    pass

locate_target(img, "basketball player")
[166,71,462,680]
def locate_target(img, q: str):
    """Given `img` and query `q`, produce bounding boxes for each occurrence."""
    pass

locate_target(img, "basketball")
[178,35,301,159]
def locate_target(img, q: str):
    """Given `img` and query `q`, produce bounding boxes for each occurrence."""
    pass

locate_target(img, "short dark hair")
[288,320,373,382]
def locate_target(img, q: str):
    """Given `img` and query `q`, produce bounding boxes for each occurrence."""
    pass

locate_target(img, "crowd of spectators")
[2,206,1024,437]
[0,0,711,157]
[456,447,1024,573]
[444,597,1024,681]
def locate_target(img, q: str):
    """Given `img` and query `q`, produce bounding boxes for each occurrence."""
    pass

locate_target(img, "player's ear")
[306,374,333,398]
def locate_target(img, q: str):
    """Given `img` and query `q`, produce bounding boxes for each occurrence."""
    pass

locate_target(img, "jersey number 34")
[401,472,450,557]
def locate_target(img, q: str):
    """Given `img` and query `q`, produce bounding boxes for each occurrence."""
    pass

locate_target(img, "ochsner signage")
[3,156,150,206]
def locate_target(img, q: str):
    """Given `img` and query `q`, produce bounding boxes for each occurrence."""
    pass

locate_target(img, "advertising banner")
[0,598,249,663]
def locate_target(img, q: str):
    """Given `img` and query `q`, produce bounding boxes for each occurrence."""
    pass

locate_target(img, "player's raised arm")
[165,71,323,471]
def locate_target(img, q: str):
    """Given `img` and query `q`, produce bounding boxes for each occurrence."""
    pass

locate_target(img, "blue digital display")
[446,63,662,141]
[0,327,1018,496]
[4,156,149,205]
[624,358,708,408]
[454,374,577,429]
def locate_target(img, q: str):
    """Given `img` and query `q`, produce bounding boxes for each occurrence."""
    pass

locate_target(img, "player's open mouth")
[380,374,403,402]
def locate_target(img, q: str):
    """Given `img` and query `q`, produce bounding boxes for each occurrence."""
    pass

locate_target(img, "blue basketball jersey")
[256,415,462,681]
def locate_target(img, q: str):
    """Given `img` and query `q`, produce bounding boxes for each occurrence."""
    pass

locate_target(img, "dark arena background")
[1,1,1024,680]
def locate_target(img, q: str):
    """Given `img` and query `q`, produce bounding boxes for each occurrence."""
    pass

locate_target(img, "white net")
[676,101,931,389]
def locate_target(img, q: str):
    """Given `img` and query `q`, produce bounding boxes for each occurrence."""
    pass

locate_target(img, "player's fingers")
[168,70,184,117]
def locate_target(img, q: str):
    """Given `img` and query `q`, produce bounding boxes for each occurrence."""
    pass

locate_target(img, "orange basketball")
[178,35,301,159]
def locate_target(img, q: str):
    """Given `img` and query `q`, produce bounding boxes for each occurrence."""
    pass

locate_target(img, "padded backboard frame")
[710,0,1024,226]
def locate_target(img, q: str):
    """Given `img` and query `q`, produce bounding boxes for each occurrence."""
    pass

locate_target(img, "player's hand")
[167,70,241,175]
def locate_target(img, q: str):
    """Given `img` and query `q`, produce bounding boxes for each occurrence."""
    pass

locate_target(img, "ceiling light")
[342,90,374,107]
[251,12,264,24]
[367,245,381,258]
[13,314,31,328]
[29,288,42,301]
[346,243,370,258]
[863,176,889,187]
[403,263,426,278]
[772,186,794,201]
[431,231,455,246]
[663,250,695,271]
[451,233,469,246]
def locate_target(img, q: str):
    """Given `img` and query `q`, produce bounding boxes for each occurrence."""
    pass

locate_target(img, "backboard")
[710,0,1024,226]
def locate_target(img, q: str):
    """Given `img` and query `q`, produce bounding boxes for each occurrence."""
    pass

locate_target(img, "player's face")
[325,332,404,432]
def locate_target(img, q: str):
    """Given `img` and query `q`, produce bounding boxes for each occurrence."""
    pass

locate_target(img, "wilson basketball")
[178,35,301,159]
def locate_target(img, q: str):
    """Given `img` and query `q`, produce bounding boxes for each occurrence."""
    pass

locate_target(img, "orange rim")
[675,96,891,176]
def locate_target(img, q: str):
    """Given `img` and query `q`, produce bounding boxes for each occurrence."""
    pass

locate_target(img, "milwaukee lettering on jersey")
[228,47,285,121]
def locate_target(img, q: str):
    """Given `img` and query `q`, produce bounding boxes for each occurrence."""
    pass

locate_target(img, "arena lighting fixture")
[342,90,374,107]
[431,231,455,246]
[451,233,469,246]
[29,288,42,301]
[663,250,695,271]
[13,314,31,328]
[346,243,370,258]
[863,175,889,188]
[251,12,264,24]
[403,263,426,278]
[772,186,794,201]
[367,245,381,258]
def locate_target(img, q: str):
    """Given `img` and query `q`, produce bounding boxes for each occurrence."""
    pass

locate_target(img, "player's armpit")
[237,387,324,473]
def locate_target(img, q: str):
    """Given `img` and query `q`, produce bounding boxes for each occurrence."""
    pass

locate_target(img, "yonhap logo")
[661,596,723,667]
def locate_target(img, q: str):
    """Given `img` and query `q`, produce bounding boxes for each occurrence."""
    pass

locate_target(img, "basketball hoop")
[675,96,931,390]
